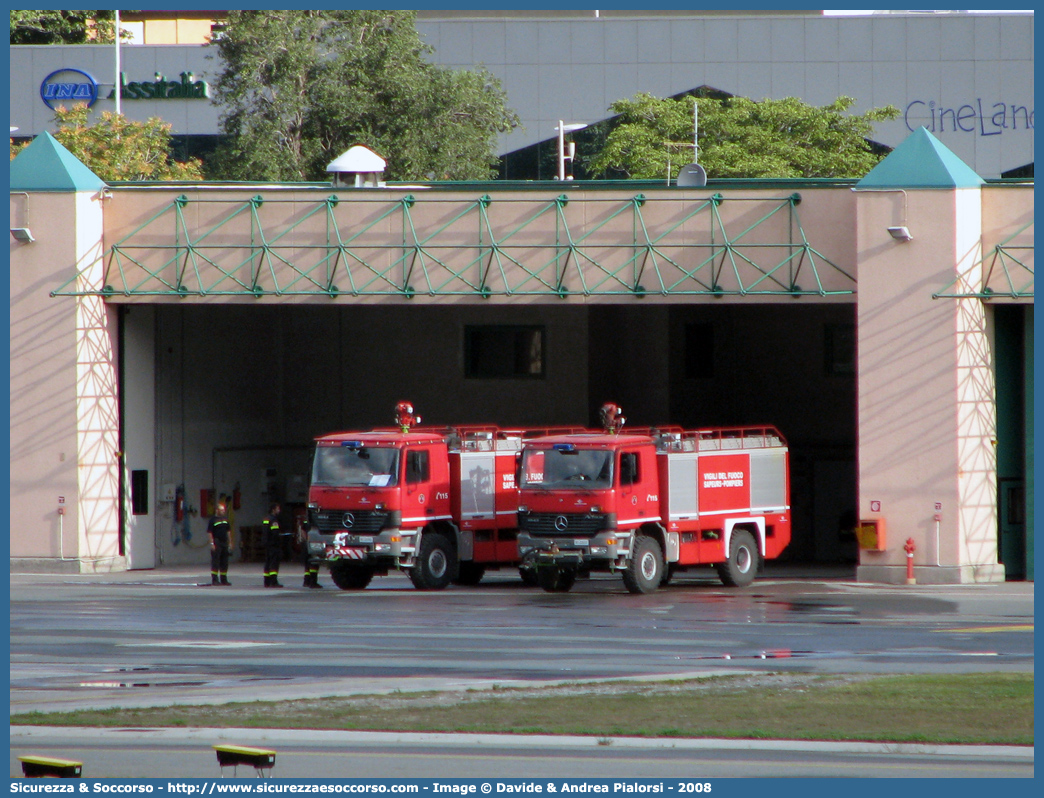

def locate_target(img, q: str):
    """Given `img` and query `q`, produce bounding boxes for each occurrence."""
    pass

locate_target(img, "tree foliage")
[586,93,900,180]
[10,10,121,44]
[16,104,204,181]
[209,10,519,182]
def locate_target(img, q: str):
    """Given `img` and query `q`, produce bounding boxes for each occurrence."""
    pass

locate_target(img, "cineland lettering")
[905,98,1033,136]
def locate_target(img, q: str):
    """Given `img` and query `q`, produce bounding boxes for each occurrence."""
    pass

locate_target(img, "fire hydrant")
[904,537,916,585]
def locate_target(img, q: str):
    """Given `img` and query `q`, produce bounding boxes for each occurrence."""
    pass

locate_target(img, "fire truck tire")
[409,532,455,590]
[716,529,759,587]
[660,563,677,587]
[622,535,664,594]
[453,562,486,586]
[519,566,539,587]
[537,567,576,593]
[329,563,374,590]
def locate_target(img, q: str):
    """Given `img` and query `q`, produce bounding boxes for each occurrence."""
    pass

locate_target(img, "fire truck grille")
[519,513,607,536]
[313,510,389,534]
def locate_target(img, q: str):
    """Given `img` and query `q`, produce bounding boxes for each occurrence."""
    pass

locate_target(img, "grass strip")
[11,673,1033,746]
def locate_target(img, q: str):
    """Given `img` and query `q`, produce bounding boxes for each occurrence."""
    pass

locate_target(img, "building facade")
[8,127,1034,583]
[9,10,1035,178]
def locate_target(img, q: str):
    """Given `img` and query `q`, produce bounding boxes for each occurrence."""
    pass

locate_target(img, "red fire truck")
[516,405,791,593]
[305,403,570,590]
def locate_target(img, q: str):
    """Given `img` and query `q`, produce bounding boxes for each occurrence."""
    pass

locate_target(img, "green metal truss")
[51,191,855,299]
[934,221,1034,300]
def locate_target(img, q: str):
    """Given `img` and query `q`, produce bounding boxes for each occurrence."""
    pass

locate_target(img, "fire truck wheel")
[716,529,759,587]
[537,567,576,593]
[453,562,486,586]
[519,566,539,587]
[409,532,455,590]
[660,563,677,587]
[329,563,374,590]
[622,536,664,594]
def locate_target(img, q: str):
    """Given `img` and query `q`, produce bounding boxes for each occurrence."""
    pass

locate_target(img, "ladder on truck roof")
[655,426,787,453]
[455,426,586,451]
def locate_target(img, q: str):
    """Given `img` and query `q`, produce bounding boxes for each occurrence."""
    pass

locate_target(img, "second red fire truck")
[516,404,791,593]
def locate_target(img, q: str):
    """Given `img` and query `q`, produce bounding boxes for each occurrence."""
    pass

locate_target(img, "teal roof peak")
[9,131,107,193]
[857,127,985,190]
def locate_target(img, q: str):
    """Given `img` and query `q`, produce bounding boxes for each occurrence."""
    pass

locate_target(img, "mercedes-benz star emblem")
[554,515,569,531]
[341,512,355,529]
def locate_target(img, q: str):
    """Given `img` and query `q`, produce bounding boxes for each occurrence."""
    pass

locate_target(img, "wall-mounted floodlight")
[10,228,34,243]
[887,226,913,242]
[555,121,587,181]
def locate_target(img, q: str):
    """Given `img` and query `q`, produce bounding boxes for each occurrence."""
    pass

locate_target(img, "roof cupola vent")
[327,145,387,188]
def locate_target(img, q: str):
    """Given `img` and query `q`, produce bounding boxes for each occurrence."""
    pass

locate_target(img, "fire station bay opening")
[124,301,856,568]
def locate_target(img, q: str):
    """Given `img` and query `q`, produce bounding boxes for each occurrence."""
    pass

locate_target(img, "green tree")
[209,10,519,182]
[10,10,122,44]
[23,104,204,181]
[586,93,900,180]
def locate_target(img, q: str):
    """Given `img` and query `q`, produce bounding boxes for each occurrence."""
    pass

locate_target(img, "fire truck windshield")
[521,448,612,489]
[311,445,400,487]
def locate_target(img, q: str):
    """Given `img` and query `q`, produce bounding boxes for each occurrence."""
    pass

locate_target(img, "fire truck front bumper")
[518,531,630,571]
[308,530,406,568]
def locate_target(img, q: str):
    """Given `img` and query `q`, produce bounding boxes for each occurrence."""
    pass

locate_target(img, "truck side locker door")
[459,449,496,562]
[493,443,521,561]
[664,451,700,563]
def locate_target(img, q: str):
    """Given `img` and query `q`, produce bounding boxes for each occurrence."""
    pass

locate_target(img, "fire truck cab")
[307,429,457,590]
[305,403,548,590]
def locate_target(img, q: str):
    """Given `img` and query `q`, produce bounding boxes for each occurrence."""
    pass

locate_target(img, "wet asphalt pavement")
[10,563,1033,714]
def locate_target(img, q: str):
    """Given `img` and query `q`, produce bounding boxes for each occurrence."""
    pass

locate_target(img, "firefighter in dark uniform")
[302,558,323,589]
[262,502,286,588]
[298,513,323,589]
[207,500,232,586]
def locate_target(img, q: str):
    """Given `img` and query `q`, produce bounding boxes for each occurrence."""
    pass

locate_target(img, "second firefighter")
[262,502,288,588]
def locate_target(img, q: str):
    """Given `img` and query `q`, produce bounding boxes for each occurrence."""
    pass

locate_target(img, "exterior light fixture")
[887,225,913,242]
[11,192,32,242]
[555,121,587,181]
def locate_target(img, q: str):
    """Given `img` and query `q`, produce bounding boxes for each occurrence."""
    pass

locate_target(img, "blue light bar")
[552,443,575,451]
[342,441,362,449]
